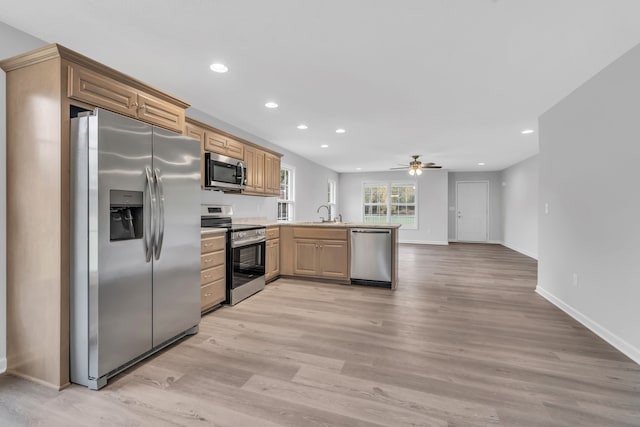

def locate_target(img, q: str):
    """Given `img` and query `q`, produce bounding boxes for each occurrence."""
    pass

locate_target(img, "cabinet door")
[244,145,257,192]
[137,92,185,133]
[254,149,265,193]
[185,122,206,188]
[264,153,280,195]
[293,239,318,276]
[204,131,228,155]
[272,239,280,276]
[67,63,137,117]
[226,138,245,160]
[266,239,280,281]
[319,240,349,279]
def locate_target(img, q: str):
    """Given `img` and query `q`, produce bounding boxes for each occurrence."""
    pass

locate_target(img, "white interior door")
[456,181,488,242]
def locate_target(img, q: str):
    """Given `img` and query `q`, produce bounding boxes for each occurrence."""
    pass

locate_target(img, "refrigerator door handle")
[153,167,165,260]
[144,167,156,262]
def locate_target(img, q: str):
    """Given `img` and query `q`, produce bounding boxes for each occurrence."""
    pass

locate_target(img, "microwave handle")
[239,161,245,186]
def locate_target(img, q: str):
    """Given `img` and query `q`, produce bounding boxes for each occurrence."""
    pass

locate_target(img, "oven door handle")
[231,237,265,248]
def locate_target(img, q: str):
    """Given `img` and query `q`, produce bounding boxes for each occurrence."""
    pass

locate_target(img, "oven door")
[230,241,266,289]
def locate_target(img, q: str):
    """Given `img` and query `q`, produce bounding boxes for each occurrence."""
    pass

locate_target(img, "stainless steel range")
[201,205,266,305]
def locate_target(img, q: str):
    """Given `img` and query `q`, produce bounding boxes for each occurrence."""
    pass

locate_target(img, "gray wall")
[338,170,448,244]
[538,43,640,364]
[0,22,47,373]
[501,155,538,259]
[447,171,503,242]
[187,108,339,221]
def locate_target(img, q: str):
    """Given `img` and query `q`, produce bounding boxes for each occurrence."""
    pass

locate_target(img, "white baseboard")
[399,240,448,245]
[448,239,503,245]
[502,242,538,260]
[536,286,640,366]
[0,357,6,374]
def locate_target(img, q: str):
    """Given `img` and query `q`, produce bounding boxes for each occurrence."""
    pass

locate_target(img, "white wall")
[447,171,503,243]
[538,43,640,364]
[338,170,448,244]
[0,22,47,374]
[501,155,538,259]
[187,108,339,221]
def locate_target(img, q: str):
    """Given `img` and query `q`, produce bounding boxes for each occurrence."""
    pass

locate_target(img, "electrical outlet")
[572,273,578,287]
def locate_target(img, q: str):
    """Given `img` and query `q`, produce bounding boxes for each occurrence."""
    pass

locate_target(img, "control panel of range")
[231,228,266,247]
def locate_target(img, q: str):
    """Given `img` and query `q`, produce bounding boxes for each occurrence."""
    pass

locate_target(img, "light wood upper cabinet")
[137,92,184,132]
[184,117,281,196]
[184,122,206,188]
[244,145,266,194]
[264,153,281,196]
[205,130,244,160]
[68,63,137,117]
[67,63,185,133]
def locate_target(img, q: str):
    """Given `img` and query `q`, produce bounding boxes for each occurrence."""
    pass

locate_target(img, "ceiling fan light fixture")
[416,168,423,175]
[408,169,415,176]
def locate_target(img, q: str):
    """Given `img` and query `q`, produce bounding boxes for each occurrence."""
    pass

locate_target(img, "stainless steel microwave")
[204,152,247,191]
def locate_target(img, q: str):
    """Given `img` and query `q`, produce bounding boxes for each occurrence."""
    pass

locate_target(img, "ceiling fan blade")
[390,167,409,170]
[424,165,442,169]
[423,162,436,166]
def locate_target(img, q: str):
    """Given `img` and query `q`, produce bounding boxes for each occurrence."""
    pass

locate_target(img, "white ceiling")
[2,1,640,172]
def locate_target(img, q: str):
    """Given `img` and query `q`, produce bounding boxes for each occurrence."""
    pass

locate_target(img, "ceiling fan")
[391,155,442,175]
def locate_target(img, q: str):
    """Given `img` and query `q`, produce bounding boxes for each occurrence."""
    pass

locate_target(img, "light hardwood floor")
[1,243,639,426]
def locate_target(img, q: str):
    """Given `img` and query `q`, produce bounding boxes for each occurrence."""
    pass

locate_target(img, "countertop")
[232,219,401,229]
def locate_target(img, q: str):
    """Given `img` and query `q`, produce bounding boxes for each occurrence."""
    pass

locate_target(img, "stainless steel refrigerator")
[70,108,201,390]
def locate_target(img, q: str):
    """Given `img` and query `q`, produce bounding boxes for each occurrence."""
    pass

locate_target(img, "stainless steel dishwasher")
[350,228,392,287]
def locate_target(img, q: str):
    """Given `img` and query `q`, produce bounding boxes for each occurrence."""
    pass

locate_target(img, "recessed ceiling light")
[320,144,329,148]
[297,124,308,130]
[335,128,346,134]
[265,102,279,109]
[356,167,362,171]
[521,129,534,134]
[209,63,228,73]
[477,162,486,166]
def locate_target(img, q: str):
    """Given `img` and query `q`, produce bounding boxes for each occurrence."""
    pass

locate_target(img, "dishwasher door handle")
[351,229,391,234]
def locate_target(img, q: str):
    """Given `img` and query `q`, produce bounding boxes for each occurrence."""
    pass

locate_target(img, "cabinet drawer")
[201,278,226,309]
[67,64,137,117]
[266,226,280,240]
[201,249,225,270]
[201,235,225,254]
[201,265,225,286]
[292,227,347,241]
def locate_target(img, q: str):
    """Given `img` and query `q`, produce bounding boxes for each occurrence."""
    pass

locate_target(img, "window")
[327,179,336,219]
[278,165,295,221]
[363,182,416,228]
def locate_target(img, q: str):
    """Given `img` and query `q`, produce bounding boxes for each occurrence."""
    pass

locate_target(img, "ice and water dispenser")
[109,190,144,241]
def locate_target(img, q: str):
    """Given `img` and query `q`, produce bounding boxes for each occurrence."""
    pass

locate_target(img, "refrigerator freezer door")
[151,127,201,347]
[91,109,154,380]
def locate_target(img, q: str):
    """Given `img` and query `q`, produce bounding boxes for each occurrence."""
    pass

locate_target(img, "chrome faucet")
[316,204,331,222]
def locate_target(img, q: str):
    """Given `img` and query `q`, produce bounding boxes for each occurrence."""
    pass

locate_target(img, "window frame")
[327,179,337,220]
[361,181,418,229]
[277,164,295,222]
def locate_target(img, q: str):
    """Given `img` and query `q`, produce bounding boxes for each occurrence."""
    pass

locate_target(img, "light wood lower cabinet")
[201,234,226,312]
[265,226,280,282]
[293,239,349,279]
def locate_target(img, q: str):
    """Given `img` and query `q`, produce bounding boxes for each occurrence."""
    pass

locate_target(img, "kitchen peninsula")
[264,222,400,289]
